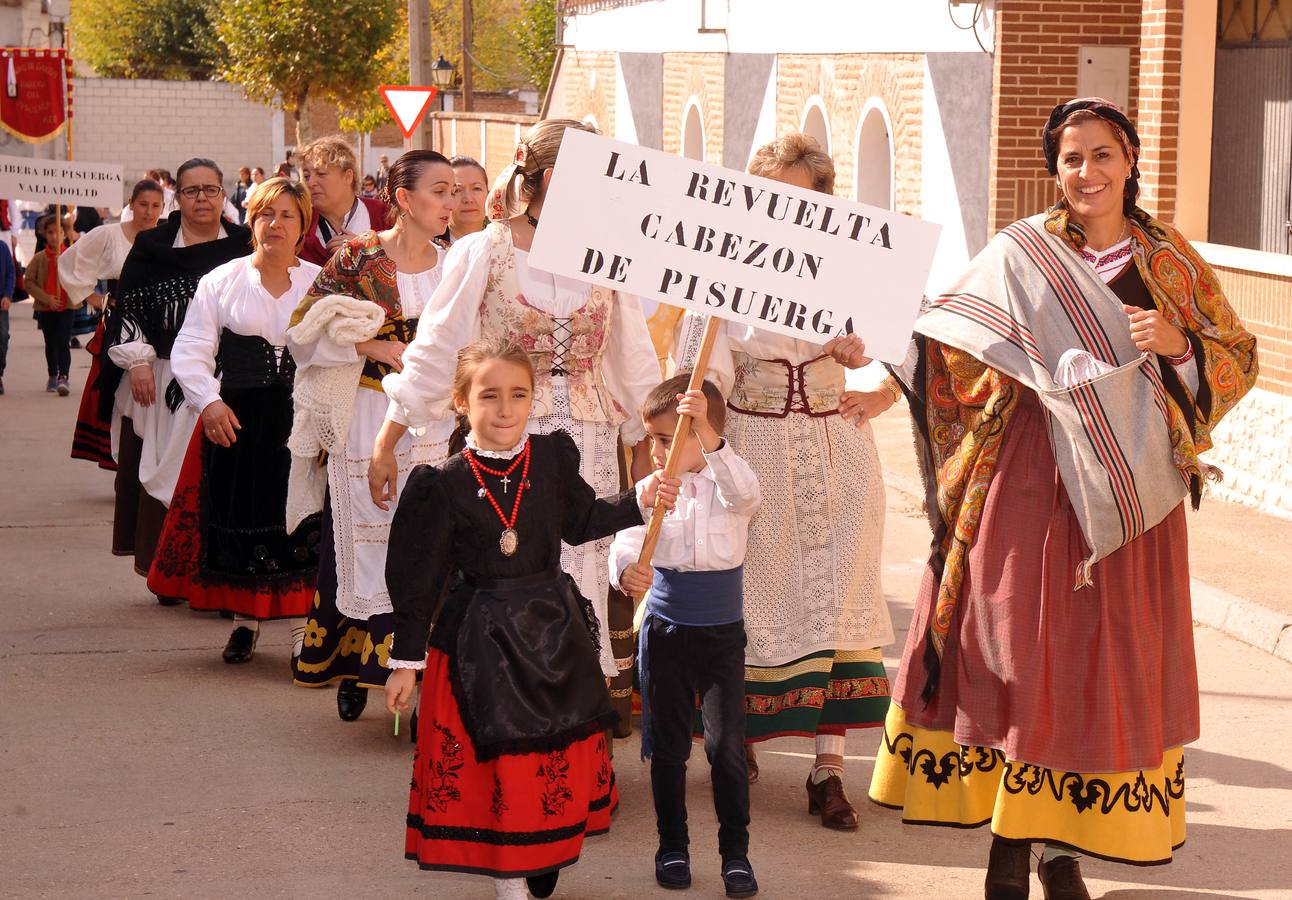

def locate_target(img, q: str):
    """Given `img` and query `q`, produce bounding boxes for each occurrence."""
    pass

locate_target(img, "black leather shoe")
[155,594,184,606]
[722,857,758,898]
[655,849,691,889]
[336,679,368,721]
[526,870,560,898]
[222,626,257,664]
[985,837,1032,900]
[1038,855,1090,900]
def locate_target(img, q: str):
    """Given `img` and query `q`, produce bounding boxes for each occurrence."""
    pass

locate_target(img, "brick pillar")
[1135,0,1186,222]
[988,0,1144,236]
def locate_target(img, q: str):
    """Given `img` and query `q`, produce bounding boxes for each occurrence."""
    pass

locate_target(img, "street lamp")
[430,55,456,111]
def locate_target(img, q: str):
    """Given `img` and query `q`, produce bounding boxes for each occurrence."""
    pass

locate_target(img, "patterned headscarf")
[1042,97,1141,177]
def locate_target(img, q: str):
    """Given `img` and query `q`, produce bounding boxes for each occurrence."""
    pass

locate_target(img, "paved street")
[3,312,1291,899]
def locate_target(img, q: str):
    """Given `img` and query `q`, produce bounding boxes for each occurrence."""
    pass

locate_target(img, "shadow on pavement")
[1188,747,1292,790]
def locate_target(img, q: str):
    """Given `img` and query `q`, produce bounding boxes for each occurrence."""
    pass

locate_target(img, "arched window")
[682,99,705,161]
[855,101,893,209]
[800,99,831,155]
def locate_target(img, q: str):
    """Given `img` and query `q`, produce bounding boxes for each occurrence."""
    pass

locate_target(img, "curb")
[881,472,1292,664]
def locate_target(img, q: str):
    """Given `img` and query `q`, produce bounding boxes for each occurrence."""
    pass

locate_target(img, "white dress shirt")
[609,441,762,592]
[170,255,322,412]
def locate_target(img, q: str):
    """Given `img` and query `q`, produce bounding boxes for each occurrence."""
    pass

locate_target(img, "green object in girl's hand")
[394,710,400,737]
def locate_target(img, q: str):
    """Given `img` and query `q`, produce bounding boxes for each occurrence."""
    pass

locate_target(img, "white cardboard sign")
[528,130,941,364]
[0,154,123,207]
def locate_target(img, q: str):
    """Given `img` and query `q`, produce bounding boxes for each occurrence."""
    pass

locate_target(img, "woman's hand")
[823,333,871,369]
[619,562,654,596]
[1123,305,1189,358]
[356,338,406,373]
[86,292,105,311]
[129,364,156,407]
[641,470,682,512]
[839,389,896,427]
[369,420,408,510]
[384,668,417,715]
[201,399,242,447]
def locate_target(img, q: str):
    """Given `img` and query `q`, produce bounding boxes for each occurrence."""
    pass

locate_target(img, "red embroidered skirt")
[405,648,618,878]
[70,319,117,470]
[147,424,316,619]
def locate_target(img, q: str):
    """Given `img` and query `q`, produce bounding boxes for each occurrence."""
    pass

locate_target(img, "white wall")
[72,78,280,204]
[919,61,973,297]
[564,0,992,54]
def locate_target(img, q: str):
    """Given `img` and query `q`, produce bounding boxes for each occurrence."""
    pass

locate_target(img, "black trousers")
[37,309,74,377]
[645,617,750,859]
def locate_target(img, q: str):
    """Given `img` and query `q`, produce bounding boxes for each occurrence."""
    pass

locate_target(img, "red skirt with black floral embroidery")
[147,423,317,619]
[405,648,619,878]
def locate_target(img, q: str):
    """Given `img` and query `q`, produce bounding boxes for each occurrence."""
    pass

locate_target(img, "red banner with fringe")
[0,48,72,144]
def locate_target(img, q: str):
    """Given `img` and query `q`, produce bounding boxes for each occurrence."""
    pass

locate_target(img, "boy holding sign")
[611,374,761,898]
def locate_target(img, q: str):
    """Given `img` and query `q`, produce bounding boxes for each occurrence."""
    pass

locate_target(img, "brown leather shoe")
[746,744,759,784]
[1037,855,1090,900]
[984,837,1031,900]
[805,772,859,830]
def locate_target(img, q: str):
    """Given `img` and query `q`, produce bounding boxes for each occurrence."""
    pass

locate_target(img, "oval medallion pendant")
[499,527,519,557]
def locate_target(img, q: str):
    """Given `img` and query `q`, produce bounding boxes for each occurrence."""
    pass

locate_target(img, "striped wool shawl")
[899,209,1257,701]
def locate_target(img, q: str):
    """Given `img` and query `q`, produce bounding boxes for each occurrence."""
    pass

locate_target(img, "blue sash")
[638,566,744,759]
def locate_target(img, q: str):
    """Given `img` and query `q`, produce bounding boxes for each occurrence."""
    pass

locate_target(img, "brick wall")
[775,54,924,213]
[560,51,618,138]
[1135,0,1185,221]
[661,53,725,165]
[989,0,1143,233]
[73,78,280,202]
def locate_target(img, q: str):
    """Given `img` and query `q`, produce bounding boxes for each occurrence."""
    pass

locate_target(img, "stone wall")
[72,78,283,201]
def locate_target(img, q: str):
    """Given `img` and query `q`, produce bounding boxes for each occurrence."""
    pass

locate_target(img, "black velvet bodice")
[386,430,642,662]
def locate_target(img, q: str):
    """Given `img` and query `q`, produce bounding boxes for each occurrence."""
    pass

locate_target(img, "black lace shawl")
[96,212,251,418]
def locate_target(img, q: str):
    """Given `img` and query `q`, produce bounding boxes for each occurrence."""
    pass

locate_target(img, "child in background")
[610,373,762,898]
[25,213,83,395]
[383,336,679,900]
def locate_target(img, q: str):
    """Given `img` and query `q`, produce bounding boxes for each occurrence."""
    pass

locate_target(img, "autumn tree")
[515,0,558,98]
[215,0,400,145]
[72,0,222,80]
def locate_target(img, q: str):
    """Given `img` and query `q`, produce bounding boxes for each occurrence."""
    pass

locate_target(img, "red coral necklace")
[463,439,532,557]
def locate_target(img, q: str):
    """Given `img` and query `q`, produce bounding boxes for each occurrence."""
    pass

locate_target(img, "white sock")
[288,618,306,657]
[815,733,846,757]
[1042,844,1080,863]
[493,878,529,900]
[232,615,260,632]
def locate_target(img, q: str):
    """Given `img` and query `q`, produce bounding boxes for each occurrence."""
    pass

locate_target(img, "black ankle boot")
[336,679,368,721]
[526,869,559,898]
[985,837,1032,900]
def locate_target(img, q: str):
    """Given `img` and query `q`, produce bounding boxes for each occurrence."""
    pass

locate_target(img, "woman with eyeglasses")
[146,177,322,664]
[100,158,252,596]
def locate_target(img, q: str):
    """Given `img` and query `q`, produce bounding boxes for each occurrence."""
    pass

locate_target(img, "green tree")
[514,0,558,98]
[340,6,410,135]
[215,0,400,146]
[429,0,527,93]
[73,0,222,80]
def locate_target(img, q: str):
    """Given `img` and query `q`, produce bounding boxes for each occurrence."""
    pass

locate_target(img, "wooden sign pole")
[634,314,721,575]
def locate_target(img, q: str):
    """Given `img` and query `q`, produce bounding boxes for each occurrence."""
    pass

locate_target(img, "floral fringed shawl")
[896,204,1258,703]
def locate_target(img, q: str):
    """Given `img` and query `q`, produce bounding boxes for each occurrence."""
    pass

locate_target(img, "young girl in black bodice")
[383,335,677,900]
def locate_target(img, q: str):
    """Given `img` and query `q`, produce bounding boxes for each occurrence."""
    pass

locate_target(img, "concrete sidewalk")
[869,399,1292,664]
[2,316,1291,899]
